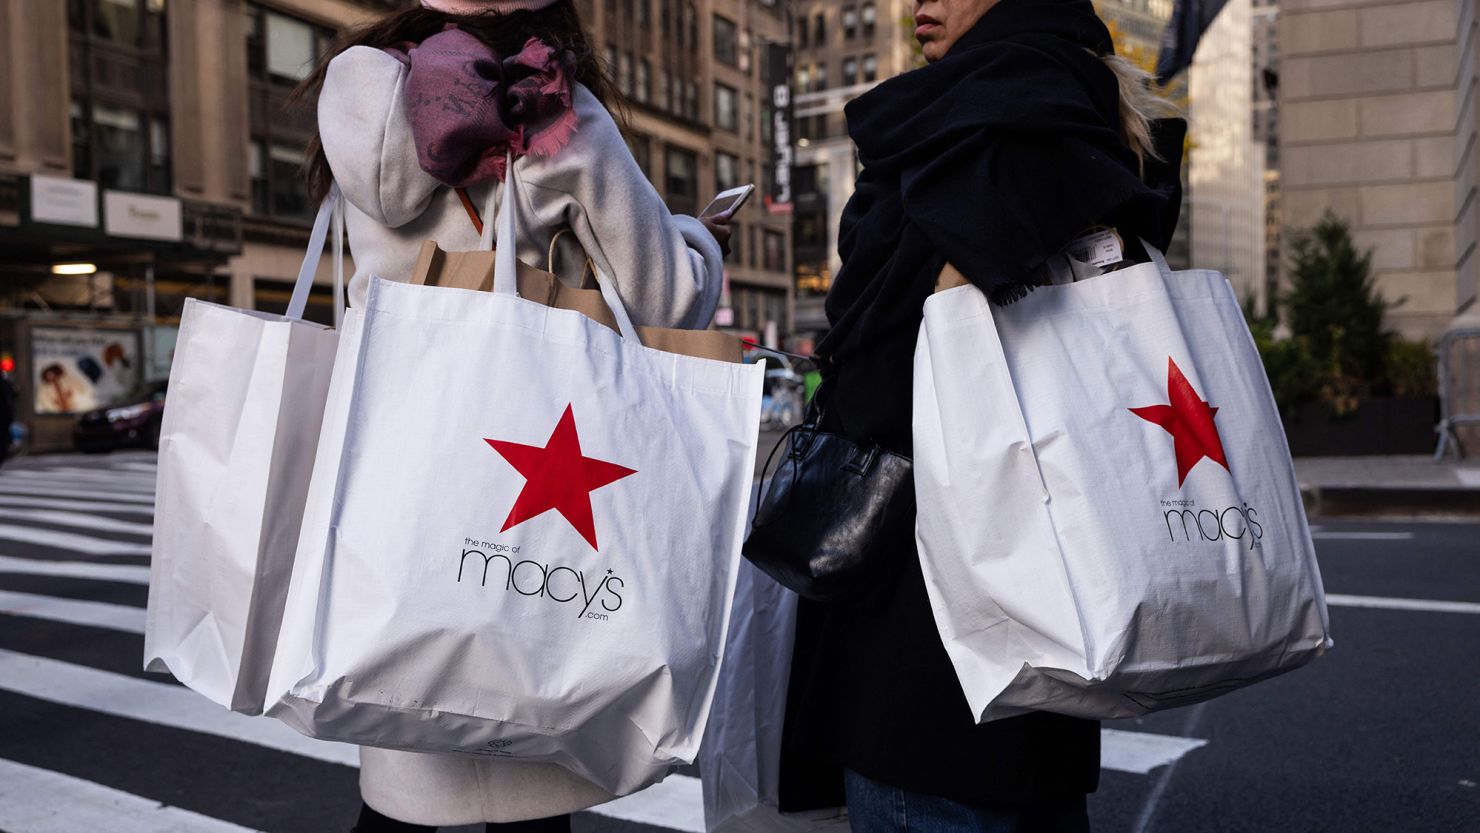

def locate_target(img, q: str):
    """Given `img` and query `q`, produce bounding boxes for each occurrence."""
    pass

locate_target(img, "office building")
[0,0,793,451]
[1281,0,1478,338]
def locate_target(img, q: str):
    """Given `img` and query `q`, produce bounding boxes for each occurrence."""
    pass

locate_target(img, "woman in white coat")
[302,1,731,830]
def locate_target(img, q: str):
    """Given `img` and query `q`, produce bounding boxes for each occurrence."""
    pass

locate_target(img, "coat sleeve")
[317,46,441,228]
[520,87,724,330]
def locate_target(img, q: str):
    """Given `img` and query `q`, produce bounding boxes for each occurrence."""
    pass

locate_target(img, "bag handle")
[1140,238,1172,276]
[548,228,597,288]
[487,154,642,344]
[287,183,346,322]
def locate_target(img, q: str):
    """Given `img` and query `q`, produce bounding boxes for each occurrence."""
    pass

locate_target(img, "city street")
[0,452,1476,833]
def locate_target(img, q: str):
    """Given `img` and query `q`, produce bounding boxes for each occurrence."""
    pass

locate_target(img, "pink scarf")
[386,26,578,185]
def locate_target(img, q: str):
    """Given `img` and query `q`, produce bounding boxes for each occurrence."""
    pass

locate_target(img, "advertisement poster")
[146,325,179,382]
[32,327,141,414]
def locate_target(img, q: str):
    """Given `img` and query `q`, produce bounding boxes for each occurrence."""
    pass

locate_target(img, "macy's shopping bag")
[144,188,345,714]
[912,249,1332,723]
[266,163,764,795]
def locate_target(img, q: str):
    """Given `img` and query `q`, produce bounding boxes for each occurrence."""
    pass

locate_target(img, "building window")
[248,141,312,222]
[68,0,171,194]
[714,83,739,132]
[686,2,699,53]
[863,53,878,83]
[797,16,808,48]
[716,151,740,192]
[743,92,755,142]
[795,65,810,93]
[843,6,858,39]
[713,14,738,67]
[814,13,826,44]
[661,0,671,35]
[628,133,653,179]
[637,59,651,104]
[638,0,649,25]
[814,63,828,91]
[264,11,318,83]
[661,71,672,112]
[862,2,877,37]
[843,56,858,86]
[687,81,700,122]
[763,229,786,273]
[664,146,699,215]
[619,51,633,96]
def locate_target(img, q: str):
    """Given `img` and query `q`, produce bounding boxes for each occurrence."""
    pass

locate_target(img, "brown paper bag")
[411,241,741,364]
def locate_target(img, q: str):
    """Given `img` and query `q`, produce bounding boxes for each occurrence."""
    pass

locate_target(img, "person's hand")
[700,211,734,257]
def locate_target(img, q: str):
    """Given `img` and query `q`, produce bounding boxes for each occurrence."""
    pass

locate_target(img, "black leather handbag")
[742,394,915,601]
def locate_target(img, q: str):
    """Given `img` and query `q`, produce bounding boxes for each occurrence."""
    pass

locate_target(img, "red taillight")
[0,354,13,374]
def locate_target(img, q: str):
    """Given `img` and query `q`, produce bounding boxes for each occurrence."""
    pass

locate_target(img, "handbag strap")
[287,183,345,322]
[456,187,483,235]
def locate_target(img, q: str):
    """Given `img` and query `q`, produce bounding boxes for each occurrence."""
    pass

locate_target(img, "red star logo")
[1130,358,1230,487]
[484,405,637,551]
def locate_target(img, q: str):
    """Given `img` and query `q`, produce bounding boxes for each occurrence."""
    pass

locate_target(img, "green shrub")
[1381,339,1438,398]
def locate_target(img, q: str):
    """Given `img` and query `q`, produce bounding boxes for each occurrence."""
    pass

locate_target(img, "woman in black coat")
[776,1,1185,831]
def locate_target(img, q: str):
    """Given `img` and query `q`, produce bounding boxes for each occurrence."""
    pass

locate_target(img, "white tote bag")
[144,188,345,714]
[912,247,1332,723]
[267,162,765,795]
[700,561,848,833]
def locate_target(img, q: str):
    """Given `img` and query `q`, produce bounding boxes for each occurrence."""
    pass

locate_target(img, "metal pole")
[145,264,156,323]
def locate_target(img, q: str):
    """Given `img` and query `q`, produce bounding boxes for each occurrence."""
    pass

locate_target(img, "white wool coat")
[318,45,725,826]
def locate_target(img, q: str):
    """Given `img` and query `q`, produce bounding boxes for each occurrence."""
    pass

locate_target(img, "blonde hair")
[1099,53,1181,173]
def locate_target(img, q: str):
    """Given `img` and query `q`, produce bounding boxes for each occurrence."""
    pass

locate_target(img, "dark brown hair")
[295,1,624,203]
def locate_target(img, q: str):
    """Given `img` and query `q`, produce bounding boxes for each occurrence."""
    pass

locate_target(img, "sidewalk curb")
[1301,483,1480,520]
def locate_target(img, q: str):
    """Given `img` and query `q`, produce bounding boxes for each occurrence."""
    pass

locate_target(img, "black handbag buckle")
[843,445,880,475]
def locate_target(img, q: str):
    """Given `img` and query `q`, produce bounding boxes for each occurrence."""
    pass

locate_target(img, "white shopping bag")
[267,162,764,795]
[144,189,345,714]
[700,561,848,833]
[912,248,1332,723]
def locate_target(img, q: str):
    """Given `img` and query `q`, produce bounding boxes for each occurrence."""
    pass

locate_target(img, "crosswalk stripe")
[0,587,1213,781]
[0,484,155,505]
[1,508,154,537]
[598,772,705,832]
[0,494,155,517]
[0,758,262,833]
[3,466,157,483]
[0,649,359,767]
[0,471,156,493]
[0,590,145,634]
[1100,729,1208,775]
[0,645,707,830]
[107,461,160,473]
[1327,593,1480,615]
[0,555,151,585]
[0,524,152,556]
[24,465,156,479]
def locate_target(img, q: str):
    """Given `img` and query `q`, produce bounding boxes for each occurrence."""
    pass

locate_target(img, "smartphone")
[701,184,755,219]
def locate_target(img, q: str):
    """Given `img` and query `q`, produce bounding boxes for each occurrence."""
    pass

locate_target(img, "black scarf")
[816,0,1184,453]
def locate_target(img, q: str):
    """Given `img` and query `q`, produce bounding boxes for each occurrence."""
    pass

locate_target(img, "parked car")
[73,381,167,453]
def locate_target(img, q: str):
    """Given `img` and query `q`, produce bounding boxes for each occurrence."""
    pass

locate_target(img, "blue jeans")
[844,770,1090,833]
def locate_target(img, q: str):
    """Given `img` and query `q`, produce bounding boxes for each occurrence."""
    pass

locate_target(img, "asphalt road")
[0,451,1476,833]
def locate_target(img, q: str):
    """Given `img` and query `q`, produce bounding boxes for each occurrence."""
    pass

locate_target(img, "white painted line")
[0,495,154,517]
[1326,593,1480,615]
[0,555,151,585]
[0,758,263,833]
[0,649,359,767]
[0,484,155,505]
[1455,469,1480,488]
[1311,531,1415,541]
[2,509,154,537]
[0,645,708,832]
[6,467,157,485]
[1101,728,1208,775]
[598,774,705,832]
[107,461,161,473]
[27,465,156,478]
[0,590,144,634]
[0,524,152,556]
[0,472,156,493]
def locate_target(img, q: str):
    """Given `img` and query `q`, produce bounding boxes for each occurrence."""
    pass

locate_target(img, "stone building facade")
[1280,0,1479,338]
[0,0,792,450]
